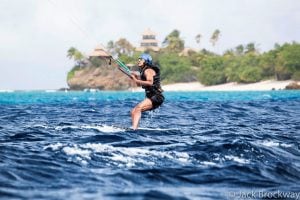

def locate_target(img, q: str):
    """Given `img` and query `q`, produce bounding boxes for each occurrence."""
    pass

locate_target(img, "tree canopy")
[67,30,300,85]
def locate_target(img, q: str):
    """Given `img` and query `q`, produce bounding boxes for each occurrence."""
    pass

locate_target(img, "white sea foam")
[63,146,91,159]
[25,124,47,129]
[54,124,126,133]
[46,142,190,167]
[82,125,126,133]
[261,140,280,147]
[225,155,250,164]
[0,89,14,93]
[259,140,292,148]
[45,90,56,93]
[74,156,88,165]
[201,161,218,166]
[53,123,177,133]
[138,127,180,131]
[84,125,178,132]
[280,143,293,148]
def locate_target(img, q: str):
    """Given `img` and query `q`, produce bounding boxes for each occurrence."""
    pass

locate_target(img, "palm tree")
[224,49,235,57]
[107,40,115,55]
[162,29,184,53]
[195,34,202,48]
[115,38,134,56]
[74,51,84,62]
[210,29,221,46]
[245,43,257,54]
[67,47,77,59]
[67,47,85,67]
[235,44,244,55]
[163,29,180,46]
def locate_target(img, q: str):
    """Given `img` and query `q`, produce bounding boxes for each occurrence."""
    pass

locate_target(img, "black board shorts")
[149,93,164,110]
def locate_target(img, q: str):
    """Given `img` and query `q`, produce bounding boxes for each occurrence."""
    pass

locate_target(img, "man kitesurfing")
[112,53,164,130]
[130,53,164,130]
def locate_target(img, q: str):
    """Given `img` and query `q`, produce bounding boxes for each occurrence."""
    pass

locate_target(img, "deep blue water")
[1,90,300,200]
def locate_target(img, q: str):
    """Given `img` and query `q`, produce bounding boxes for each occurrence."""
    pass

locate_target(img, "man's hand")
[131,74,138,81]
[131,73,142,86]
[131,71,140,79]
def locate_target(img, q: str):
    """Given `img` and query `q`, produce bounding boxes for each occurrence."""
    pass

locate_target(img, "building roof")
[142,28,157,36]
[89,45,110,57]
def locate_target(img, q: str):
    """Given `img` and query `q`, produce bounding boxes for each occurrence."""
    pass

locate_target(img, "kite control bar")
[111,57,132,78]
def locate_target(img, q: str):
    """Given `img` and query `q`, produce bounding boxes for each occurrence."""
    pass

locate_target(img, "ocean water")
[0,90,300,200]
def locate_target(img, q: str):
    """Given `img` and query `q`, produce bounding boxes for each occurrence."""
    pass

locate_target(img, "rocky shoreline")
[67,66,135,90]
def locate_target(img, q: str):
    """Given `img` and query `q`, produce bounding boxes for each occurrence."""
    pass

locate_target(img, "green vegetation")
[158,53,195,83]
[162,29,185,53]
[67,47,84,65]
[67,30,300,85]
[67,65,80,81]
[198,56,226,85]
[66,47,85,81]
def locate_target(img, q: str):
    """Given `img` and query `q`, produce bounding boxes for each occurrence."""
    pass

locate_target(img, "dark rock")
[58,87,70,91]
[285,82,300,90]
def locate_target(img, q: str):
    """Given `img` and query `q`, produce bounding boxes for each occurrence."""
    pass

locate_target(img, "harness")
[140,64,163,98]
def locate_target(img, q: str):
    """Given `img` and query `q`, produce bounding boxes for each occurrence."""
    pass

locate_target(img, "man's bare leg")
[131,98,153,130]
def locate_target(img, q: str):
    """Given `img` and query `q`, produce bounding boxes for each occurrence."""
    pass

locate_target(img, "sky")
[1,0,300,90]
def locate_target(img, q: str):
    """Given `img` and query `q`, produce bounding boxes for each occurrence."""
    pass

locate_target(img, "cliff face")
[67,65,134,90]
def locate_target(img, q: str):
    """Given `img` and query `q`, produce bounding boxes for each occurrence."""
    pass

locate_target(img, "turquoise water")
[1,90,300,199]
[1,90,299,104]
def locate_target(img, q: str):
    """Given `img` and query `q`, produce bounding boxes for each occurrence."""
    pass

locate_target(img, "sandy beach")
[159,80,297,91]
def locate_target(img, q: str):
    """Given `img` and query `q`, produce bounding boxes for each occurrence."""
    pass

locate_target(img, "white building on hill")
[136,28,160,52]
